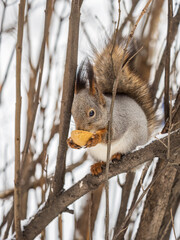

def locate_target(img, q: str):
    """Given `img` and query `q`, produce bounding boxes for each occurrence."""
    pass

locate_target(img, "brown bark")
[151,6,180,98]
[158,172,180,240]
[75,185,103,239]
[21,0,53,169]
[53,0,83,196]
[14,0,26,239]
[135,0,164,82]
[164,0,173,121]
[22,129,180,240]
[135,159,177,240]
[162,88,180,133]
[113,172,135,238]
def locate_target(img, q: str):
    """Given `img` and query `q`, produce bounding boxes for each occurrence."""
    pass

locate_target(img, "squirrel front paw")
[91,161,106,176]
[67,137,82,149]
[85,129,107,148]
[85,133,101,148]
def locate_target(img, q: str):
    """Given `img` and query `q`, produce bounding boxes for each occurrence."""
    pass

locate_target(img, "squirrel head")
[72,60,108,132]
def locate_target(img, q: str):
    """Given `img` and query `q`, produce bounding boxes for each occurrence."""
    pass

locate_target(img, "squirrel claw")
[91,161,106,176]
[111,153,122,163]
[67,137,82,149]
[85,134,101,148]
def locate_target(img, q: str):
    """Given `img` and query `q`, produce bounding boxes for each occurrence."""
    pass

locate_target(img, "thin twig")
[14,0,26,238]
[105,1,121,239]
[113,172,135,238]
[164,0,173,121]
[88,192,93,240]
[118,0,139,39]
[170,208,177,240]
[159,217,172,240]
[123,0,153,56]
[3,207,14,239]
[168,90,173,159]
[122,46,143,69]
[114,162,151,239]
[58,215,63,240]
[21,0,53,170]
[151,4,179,98]
[162,87,180,133]
[155,136,168,149]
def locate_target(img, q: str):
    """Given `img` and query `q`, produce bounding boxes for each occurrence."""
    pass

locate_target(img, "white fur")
[87,129,137,162]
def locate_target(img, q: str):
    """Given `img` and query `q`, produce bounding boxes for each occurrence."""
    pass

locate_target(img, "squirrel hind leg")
[91,161,106,176]
[90,153,123,176]
[111,152,123,163]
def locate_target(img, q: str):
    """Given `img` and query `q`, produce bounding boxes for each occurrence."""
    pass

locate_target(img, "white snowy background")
[0,0,180,239]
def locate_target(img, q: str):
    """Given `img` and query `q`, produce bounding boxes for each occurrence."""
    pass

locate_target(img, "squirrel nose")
[76,124,84,131]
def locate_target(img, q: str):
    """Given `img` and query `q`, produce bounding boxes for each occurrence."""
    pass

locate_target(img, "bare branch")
[14,0,25,238]
[53,0,83,196]
[22,129,180,240]
[21,0,53,169]
[113,172,135,238]
[164,0,173,120]
[151,6,180,97]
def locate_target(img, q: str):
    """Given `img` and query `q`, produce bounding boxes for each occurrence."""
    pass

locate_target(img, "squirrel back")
[93,41,156,137]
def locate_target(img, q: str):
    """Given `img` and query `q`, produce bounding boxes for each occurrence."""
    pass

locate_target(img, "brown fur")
[90,161,105,175]
[93,42,156,137]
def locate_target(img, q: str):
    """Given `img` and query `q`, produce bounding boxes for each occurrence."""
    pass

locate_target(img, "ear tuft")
[86,60,96,95]
[75,61,87,93]
[75,59,95,94]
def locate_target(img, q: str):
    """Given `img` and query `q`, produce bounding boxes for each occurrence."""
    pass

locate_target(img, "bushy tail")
[93,41,156,137]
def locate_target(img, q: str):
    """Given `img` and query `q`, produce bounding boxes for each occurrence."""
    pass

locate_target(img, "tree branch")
[22,129,180,240]
[135,159,177,240]
[15,0,25,238]
[21,0,53,170]
[53,0,82,196]
[164,0,173,121]
[151,6,179,98]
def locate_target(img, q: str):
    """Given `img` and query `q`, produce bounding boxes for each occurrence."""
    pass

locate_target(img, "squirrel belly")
[87,132,135,162]
[87,94,148,162]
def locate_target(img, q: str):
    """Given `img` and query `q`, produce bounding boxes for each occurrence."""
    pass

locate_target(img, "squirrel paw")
[111,153,122,163]
[67,137,82,149]
[91,161,106,176]
[85,133,101,148]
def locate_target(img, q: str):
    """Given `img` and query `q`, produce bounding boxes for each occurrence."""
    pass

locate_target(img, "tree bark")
[53,0,82,197]
[22,129,180,240]
[135,159,177,240]
[14,0,25,239]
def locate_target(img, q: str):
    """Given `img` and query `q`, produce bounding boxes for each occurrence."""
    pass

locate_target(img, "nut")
[71,130,93,147]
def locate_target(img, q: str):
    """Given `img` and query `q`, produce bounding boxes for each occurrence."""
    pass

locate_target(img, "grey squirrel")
[67,40,156,175]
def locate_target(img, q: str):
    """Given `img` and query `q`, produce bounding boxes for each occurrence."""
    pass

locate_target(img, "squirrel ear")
[75,61,87,94]
[75,59,105,106]
[86,61,96,96]
[87,61,106,106]
[75,59,95,94]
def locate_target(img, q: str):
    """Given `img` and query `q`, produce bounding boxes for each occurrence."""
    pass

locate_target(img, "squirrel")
[67,39,156,175]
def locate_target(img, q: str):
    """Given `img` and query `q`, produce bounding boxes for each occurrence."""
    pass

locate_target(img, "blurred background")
[0,0,179,239]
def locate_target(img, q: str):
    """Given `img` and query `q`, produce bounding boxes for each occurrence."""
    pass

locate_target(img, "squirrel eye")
[88,109,95,117]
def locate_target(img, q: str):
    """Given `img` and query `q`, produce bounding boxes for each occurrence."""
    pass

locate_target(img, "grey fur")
[72,89,148,161]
